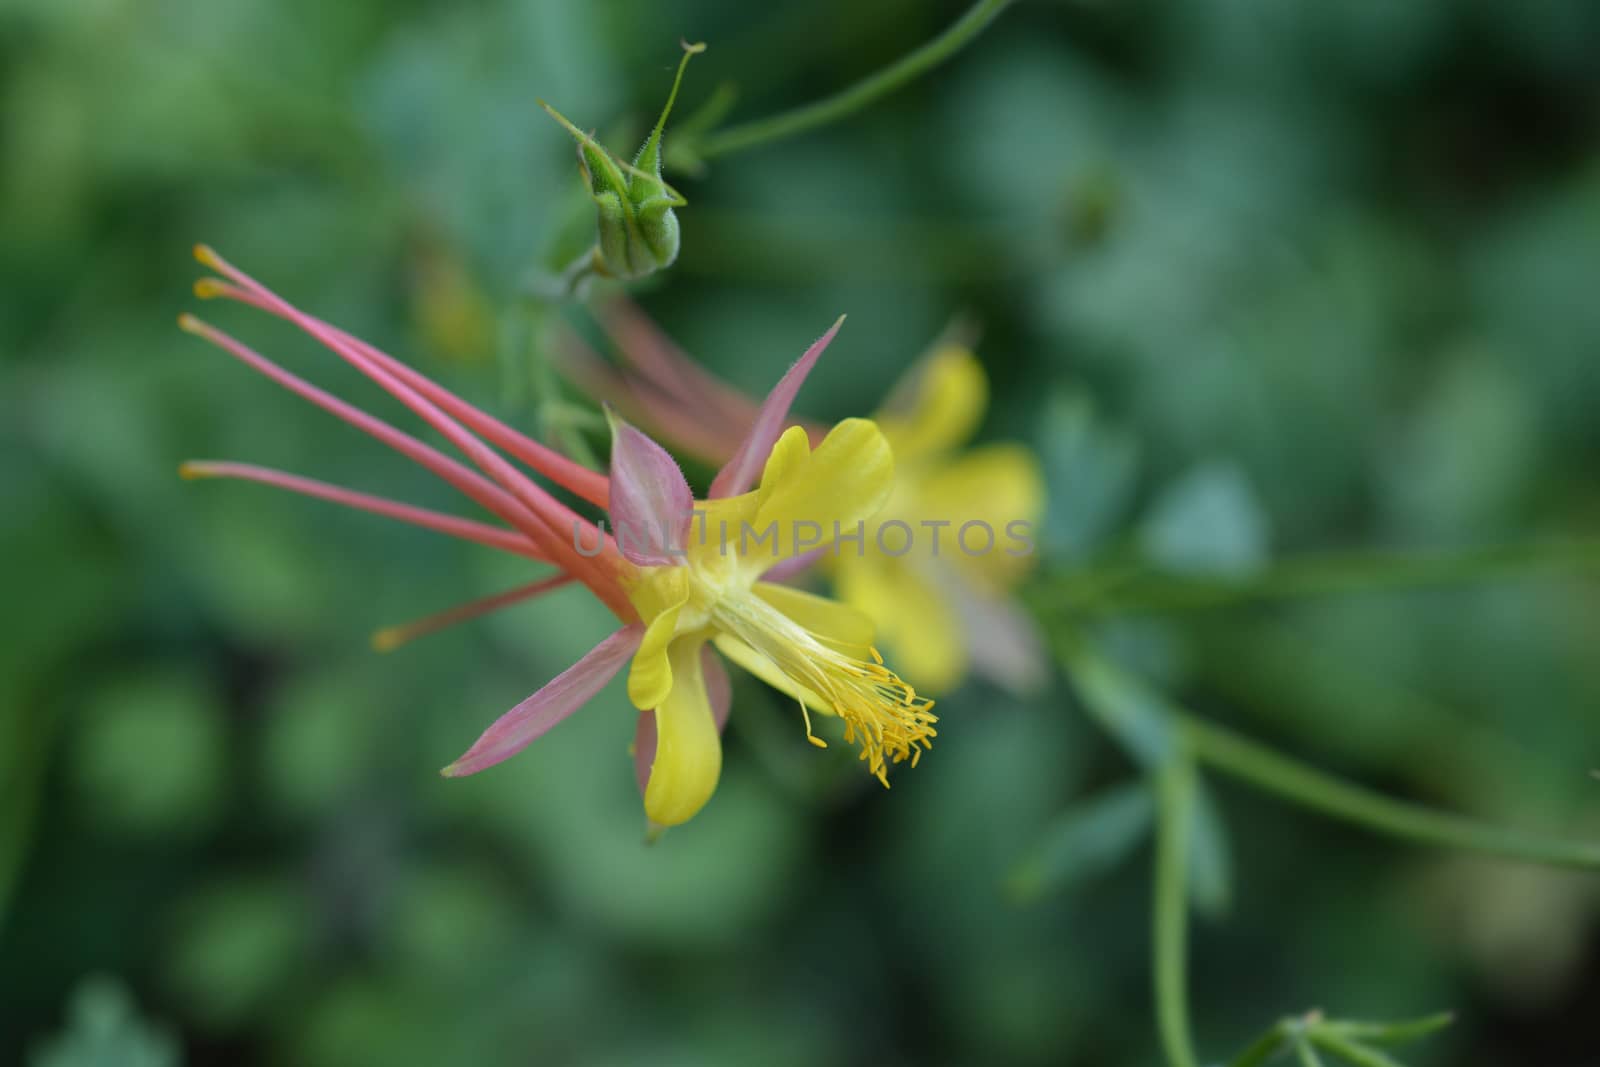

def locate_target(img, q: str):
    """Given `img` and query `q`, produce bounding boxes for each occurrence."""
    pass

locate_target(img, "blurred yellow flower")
[837,346,1047,694]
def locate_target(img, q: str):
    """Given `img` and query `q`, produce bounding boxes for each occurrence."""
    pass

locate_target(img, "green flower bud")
[542,41,704,291]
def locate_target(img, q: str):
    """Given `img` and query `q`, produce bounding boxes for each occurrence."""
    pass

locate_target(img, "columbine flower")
[179,247,933,828]
[555,298,1048,695]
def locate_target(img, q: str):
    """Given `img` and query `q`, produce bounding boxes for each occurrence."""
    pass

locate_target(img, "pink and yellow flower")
[557,297,1047,695]
[179,248,933,827]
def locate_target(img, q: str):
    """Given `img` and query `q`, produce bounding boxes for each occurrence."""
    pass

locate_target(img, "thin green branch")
[691,0,1015,162]
[1182,717,1600,871]
[1226,1013,1453,1067]
[1154,752,1201,1067]
[1227,1021,1292,1067]
[1057,633,1600,871]
[1039,540,1600,617]
[1307,1030,1405,1067]
[1292,1033,1328,1067]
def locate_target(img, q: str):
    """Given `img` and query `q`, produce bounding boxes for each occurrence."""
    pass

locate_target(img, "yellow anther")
[192,243,224,270]
[800,700,827,748]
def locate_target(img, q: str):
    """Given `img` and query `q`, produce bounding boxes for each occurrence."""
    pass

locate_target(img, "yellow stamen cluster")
[714,595,937,786]
[826,653,939,786]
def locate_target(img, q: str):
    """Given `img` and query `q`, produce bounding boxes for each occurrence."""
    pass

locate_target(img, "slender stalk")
[1226,1023,1288,1067]
[1307,1031,1404,1067]
[693,0,1015,161]
[1154,752,1201,1067]
[522,302,602,470]
[1291,1034,1328,1067]
[1043,540,1600,616]
[1182,717,1600,871]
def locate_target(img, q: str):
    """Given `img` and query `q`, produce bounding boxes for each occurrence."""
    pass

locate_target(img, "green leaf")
[1038,389,1140,560]
[1140,461,1270,577]
[1306,1031,1408,1067]
[1291,1033,1328,1067]
[1187,774,1234,919]
[1060,636,1177,769]
[70,673,225,838]
[1006,780,1153,900]
[1319,1013,1454,1046]
[29,976,180,1067]
[162,879,309,1029]
[1224,1021,1288,1067]
[1225,1012,1453,1067]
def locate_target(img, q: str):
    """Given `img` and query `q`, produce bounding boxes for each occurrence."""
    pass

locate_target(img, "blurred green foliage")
[28,977,178,1067]
[3,1,1600,1065]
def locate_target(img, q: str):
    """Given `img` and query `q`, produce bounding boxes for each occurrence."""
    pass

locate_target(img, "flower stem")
[1154,750,1202,1067]
[1044,540,1600,616]
[1307,1030,1401,1067]
[1292,1034,1329,1067]
[1181,716,1600,871]
[1226,1022,1290,1067]
[692,0,1015,162]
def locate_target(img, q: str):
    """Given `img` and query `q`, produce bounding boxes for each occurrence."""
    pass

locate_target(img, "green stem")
[1154,752,1202,1067]
[692,0,1015,161]
[1292,1033,1329,1067]
[1226,1023,1289,1067]
[1042,540,1600,616]
[1182,717,1600,871]
[515,300,602,469]
[1307,1031,1403,1067]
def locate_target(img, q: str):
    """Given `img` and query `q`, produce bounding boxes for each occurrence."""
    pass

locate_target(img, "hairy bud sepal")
[543,41,703,292]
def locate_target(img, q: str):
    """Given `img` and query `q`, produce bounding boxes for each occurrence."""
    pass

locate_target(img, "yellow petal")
[754,582,876,650]
[876,347,988,462]
[753,418,893,546]
[626,569,689,710]
[835,557,967,695]
[685,492,759,570]
[754,425,812,510]
[644,640,723,826]
[912,442,1045,588]
[916,442,1045,529]
[712,634,830,715]
[627,563,689,620]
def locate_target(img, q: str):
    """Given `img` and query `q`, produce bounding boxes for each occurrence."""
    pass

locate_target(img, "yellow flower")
[555,301,1048,695]
[181,253,934,830]
[835,345,1047,694]
[618,418,936,826]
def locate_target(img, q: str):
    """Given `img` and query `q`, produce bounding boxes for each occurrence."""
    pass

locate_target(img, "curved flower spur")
[179,247,934,828]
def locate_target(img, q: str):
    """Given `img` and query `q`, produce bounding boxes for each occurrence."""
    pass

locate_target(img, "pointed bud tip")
[439,762,463,778]
[537,99,591,143]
